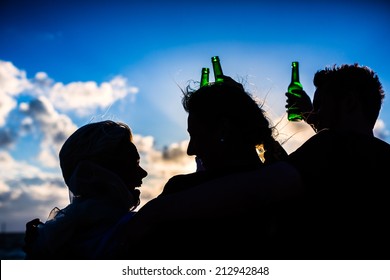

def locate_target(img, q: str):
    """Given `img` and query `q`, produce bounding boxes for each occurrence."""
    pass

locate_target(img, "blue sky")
[1,0,389,232]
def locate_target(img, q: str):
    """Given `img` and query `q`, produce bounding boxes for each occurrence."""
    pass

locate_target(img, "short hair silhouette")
[313,63,384,128]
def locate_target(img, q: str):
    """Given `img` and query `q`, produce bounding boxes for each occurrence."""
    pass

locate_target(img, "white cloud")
[0,61,30,97]
[0,60,140,167]
[374,118,389,140]
[0,96,16,128]
[0,151,68,231]
[19,96,78,167]
[48,76,139,116]
[0,61,31,126]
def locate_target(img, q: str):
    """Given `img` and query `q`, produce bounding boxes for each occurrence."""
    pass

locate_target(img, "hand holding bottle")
[285,88,312,116]
[285,89,317,129]
[285,61,316,129]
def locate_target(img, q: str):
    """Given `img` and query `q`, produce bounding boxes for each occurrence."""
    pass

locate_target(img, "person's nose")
[187,139,196,156]
[139,166,148,178]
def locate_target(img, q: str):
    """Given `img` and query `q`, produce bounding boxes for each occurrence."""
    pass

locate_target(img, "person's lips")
[130,181,143,189]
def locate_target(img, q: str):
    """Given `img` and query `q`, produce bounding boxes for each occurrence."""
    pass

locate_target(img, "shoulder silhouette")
[287,63,390,259]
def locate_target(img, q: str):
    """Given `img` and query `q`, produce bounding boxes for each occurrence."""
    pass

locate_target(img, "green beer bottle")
[200,67,210,88]
[211,56,224,84]
[287,61,304,121]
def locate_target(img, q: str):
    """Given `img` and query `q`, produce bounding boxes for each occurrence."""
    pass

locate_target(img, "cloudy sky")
[1,0,389,232]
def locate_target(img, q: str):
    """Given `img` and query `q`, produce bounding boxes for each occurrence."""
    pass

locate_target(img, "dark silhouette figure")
[286,64,390,259]
[23,120,147,259]
[120,76,302,260]
[160,75,288,196]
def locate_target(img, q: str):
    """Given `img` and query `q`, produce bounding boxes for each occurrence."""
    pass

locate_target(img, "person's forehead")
[187,113,212,132]
[187,113,201,126]
[312,88,324,108]
[127,142,140,158]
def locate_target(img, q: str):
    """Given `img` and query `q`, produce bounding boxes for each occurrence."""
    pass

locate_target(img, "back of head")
[313,63,384,129]
[59,120,133,190]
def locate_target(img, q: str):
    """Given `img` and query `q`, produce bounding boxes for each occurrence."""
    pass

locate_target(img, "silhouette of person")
[119,75,302,259]
[285,63,390,259]
[23,120,147,259]
[160,75,288,196]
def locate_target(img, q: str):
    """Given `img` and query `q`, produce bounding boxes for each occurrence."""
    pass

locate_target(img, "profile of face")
[60,121,148,192]
[184,78,268,170]
[186,112,225,170]
[114,141,148,191]
[312,86,341,131]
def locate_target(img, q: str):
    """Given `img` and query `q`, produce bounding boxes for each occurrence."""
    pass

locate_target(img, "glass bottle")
[200,67,210,88]
[211,56,224,84]
[287,61,304,121]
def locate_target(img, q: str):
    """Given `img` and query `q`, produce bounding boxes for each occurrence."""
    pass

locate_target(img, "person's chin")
[130,188,141,199]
